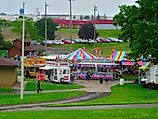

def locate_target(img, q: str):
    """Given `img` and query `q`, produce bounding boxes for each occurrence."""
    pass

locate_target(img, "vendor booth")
[24,58,46,77]
[65,48,97,61]
[76,62,118,80]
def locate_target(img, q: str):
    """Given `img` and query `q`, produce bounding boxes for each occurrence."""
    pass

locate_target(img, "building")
[0,58,20,87]
[8,39,45,58]
[53,19,118,29]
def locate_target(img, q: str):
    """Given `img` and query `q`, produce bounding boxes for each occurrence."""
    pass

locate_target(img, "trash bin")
[100,77,103,84]
[120,79,124,85]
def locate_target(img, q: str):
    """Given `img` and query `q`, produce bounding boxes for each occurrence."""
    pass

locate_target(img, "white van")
[40,66,70,83]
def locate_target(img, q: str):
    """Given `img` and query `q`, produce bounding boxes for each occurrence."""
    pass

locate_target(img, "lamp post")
[93,5,97,49]
[68,0,74,51]
[20,2,25,100]
[45,2,48,55]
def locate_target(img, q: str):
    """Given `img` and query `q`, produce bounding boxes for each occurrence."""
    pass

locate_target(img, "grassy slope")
[59,28,121,38]
[0,108,158,119]
[47,84,158,107]
[25,80,84,91]
[0,91,83,105]
[52,43,129,57]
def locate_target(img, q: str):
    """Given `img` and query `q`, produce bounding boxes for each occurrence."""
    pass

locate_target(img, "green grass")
[97,29,121,38]
[0,108,158,119]
[0,91,84,106]
[25,80,84,91]
[0,50,6,57]
[52,43,129,57]
[60,28,121,38]
[47,84,158,107]
[123,74,137,81]
[0,87,12,93]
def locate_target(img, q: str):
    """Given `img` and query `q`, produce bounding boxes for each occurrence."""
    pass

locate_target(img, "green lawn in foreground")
[52,43,129,57]
[0,87,12,93]
[47,84,158,107]
[25,80,84,91]
[0,108,158,119]
[0,91,83,106]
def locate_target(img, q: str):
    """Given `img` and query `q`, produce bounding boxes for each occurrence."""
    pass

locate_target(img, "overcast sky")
[0,0,136,16]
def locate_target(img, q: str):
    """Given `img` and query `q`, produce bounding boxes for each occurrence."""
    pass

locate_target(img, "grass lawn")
[59,28,121,38]
[123,73,137,81]
[0,108,158,119]
[52,43,129,57]
[0,91,84,106]
[25,79,84,91]
[0,50,6,57]
[0,87,12,93]
[97,29,121,38]
[47,84,158,107]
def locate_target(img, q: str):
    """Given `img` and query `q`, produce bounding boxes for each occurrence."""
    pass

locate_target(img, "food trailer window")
[29,67,35,72]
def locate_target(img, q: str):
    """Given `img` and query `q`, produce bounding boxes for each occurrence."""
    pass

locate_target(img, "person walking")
[36,70,44,93]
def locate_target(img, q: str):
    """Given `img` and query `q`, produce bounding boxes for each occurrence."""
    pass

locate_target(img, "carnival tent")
[65,48,97,60]
[110,51,127,62]
[122,61,135,66]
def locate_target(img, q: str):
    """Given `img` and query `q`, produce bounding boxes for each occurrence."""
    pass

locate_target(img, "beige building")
[0,58,20,87]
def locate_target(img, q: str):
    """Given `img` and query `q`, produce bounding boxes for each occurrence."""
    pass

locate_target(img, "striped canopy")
[110,51,127,62]
[65,48,97,60]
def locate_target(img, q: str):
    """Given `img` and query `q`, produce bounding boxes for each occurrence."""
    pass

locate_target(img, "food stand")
[24,58,46,77]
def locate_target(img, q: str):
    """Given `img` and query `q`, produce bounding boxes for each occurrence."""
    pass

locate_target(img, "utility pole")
[68,0,74,51]
[45,2,48,55]
[93,5,97,49]
[20,2,25,100]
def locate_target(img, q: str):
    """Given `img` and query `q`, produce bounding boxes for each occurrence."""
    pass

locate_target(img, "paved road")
[2,104,158,112]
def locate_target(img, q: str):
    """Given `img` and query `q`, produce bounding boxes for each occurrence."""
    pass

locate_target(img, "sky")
[0,0,136,16]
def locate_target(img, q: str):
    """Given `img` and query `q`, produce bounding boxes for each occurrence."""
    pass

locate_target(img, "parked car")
[108,37,123,43]
[52,40,64,45]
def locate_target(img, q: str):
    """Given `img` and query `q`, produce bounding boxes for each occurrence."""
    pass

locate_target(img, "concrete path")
[2,104,158,112]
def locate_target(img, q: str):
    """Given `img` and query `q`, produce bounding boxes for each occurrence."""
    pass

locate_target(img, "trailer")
[39,66,71,83]
[140,64,158,89]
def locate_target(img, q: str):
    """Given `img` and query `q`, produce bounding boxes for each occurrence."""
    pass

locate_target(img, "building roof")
[13,39,31,43]
[0,58,20,66]
[53,19,113,25]
[25,44,45,51]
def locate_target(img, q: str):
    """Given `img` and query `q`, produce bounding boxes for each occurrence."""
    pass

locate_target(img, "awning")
[122,61,135,66]
[110,51,127,62]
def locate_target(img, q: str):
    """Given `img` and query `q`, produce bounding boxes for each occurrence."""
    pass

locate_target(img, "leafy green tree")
[80,15,83,20]
[78,23,99,41]
[36,18,58,40]
[96,14,100,20]
[114,0,158,63]
[0,28,4,48]
[12,18,41,41]
[3,40,13,50]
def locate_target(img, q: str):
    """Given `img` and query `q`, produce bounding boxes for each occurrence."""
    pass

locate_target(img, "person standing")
[36,70,44,93]
[25,68,30,79]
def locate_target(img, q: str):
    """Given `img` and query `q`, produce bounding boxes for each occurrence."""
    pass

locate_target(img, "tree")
[36,18,58,40]
[114,0,158,63]
[3,40,13,50]
[96,14,100,20]
[0,28,4,48]
[12,18,41,41]
[103,14,107,19]
[78,23,99,41]
[73,15,76,19]
[80,15,83,20]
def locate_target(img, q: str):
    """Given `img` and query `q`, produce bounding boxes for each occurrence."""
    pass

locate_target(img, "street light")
[93,5,97,49]
[68,0,74,51]
[20,2,25,100]
[45,2,48,55]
